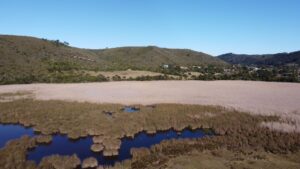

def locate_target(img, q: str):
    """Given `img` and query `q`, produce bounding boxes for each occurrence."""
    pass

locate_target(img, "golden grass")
[0,99,224,140]
[39,154,81,169]
[163,149,300,169]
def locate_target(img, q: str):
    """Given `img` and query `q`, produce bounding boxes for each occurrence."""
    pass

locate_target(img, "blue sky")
[0,0,299,55]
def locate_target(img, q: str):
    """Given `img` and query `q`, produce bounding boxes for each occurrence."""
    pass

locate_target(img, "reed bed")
[0,99,299,168]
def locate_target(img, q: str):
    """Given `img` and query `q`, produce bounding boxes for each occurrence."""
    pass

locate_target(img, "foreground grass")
[0,91,34,102]
[0,99,299,169]
[163,149,300,169]
[0,99,228,138]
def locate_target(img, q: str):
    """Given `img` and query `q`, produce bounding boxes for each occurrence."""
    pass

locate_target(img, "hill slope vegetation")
[218,51,300,66]
[0,35,226,84]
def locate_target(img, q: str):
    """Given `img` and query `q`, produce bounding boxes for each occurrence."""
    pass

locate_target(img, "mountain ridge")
[0,35,226,71]
[0,34,227,84]
[218,51,300,66]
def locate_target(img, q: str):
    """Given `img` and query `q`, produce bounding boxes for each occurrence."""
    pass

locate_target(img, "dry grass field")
[164,149,300,169]
[1,80,300,168]
[1,80,300,133]
[1,81,299,114]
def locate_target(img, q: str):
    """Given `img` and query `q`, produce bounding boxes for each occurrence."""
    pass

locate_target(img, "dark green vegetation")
[0,35,226,84]
[190,65,300,82]
[215,51,300,82]
[154,64,299,82]
[218,51,300,66]
[0,99,299,169]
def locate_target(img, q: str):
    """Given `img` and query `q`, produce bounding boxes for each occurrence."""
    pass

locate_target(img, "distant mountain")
[0,35,226,71]
[218,51,300,66]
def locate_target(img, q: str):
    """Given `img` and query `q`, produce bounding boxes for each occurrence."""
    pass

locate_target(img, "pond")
[0,124,210,166]
[122,106,140,113]
[28,128,209,165]
[0,124,34,148]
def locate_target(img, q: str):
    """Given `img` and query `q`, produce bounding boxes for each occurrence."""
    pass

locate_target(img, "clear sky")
[0,0,299,55]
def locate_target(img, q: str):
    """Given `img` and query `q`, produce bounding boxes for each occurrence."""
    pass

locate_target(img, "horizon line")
[1,33,299,57]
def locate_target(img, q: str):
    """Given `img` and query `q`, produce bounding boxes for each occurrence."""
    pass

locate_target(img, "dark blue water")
[123,106,139,113]
[28,129,208,166]
[0,124,209,166]
[0,124,34,148]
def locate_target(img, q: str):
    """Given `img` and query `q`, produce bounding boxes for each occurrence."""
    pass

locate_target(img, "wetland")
[0,90,300,168]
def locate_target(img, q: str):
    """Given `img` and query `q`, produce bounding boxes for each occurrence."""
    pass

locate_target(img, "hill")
[0,35,226,84]
[218,51,300,66]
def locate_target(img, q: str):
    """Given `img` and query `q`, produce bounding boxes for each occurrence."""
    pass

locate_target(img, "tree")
[63,41,70,46]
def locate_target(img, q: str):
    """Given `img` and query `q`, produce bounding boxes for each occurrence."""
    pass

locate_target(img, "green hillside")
[218,51,300,66]
[91,46,226,70]
[0,35,226,84]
